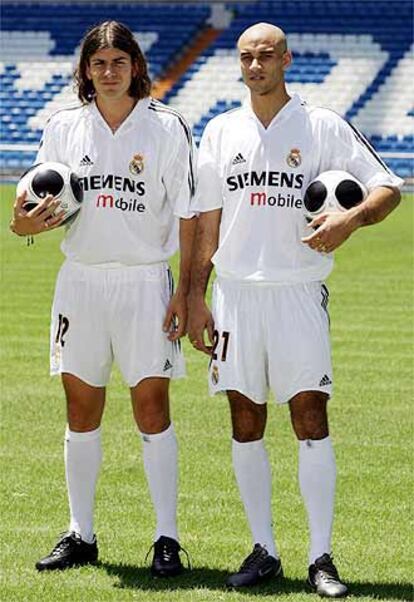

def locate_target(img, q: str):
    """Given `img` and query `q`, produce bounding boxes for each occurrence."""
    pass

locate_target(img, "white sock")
[298,436,336,565]
[141,423,178,542]
[232,438,278,558]
[65,425,102,544]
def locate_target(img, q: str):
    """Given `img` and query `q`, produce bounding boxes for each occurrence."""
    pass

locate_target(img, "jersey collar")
[242,93,303,130]
[90,96,151,135]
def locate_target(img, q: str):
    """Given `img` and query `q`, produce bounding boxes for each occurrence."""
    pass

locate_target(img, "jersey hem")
[215,275,328,288]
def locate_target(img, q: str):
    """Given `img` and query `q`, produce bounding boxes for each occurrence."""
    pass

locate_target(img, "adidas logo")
[258,564,275,577]
[232,152,246,165]
[163,359,173,372]
[79,154,94,166]
[319,374,332,386]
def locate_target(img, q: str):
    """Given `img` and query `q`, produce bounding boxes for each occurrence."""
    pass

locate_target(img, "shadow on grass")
[100,563,413,600]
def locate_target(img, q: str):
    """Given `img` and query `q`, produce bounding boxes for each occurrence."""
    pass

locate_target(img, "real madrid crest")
[286,148,302,168]
[129,153,145,175]
[211,364,219,385]
[52,343,61,366]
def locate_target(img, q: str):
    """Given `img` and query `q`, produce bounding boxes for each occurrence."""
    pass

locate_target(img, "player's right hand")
[10,191,65,236]
[187,296,215,355]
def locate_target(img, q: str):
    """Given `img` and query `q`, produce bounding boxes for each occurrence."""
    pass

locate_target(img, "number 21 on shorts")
[212,329,230,362]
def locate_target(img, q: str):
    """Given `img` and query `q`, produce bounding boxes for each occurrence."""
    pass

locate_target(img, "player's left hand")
[163,291,187,341]
[301,211,356,253]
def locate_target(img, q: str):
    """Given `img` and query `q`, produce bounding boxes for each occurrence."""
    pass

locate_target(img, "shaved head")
[236,21,291,102]
[237,23,287,55]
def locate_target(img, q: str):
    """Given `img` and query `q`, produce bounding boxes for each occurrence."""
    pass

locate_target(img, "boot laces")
[51,532,80,557]
[145,538,192,569]
[316,556,340,583]
[240,546,267,572]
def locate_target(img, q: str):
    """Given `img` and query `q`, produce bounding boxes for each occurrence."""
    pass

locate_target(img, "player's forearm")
[347,186,401,230]
[176,216,197,296]
[189,209,221,299]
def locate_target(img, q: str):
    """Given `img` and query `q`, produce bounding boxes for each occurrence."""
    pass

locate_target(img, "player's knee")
[131,377,170,433]
[289,391,329,440]
[232,427,264,443]
[133,394,170,433]
[67,404,101,431]
[291,408,329,440]
[231,406,266,442]
[138,412,170,434]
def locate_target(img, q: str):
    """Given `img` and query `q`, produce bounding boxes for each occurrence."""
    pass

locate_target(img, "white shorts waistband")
[60,259,170,282]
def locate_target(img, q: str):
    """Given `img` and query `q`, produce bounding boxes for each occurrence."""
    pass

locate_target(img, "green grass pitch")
[1,184,413,601]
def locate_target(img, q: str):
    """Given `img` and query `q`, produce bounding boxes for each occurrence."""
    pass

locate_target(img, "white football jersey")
[37,97,196,265]
[193,94,403,283]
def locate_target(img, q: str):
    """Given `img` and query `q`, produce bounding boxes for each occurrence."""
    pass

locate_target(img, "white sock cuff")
[299,436,334,460]
[139,423,175,443]
[65,425,102,442]
[299,435,332,448]
[232,438,265,453]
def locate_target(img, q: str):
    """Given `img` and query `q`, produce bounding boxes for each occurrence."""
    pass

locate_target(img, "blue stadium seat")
[0,1,412,178]
[0,2,211,171]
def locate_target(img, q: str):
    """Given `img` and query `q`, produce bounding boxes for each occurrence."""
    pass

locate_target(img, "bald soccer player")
[188,23,402,597]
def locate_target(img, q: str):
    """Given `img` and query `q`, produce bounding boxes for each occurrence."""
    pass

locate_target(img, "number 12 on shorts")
[55,313,69,347]
[212,330,230,362]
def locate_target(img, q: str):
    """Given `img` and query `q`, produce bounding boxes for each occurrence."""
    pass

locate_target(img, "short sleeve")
[318,112,404,191]
[36,115,63,163]
[162,118,197,219]
[191,120,223,213]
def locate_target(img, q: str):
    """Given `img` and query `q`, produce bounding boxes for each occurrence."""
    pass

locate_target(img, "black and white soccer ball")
[16,161,83,226]
[304,170,367,221]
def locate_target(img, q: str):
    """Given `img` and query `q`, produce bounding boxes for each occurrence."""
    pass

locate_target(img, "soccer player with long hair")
[11,20,195,575]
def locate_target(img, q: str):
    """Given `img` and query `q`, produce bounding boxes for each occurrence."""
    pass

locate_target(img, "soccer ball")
[304,170,367,220]
[16,162,83,225]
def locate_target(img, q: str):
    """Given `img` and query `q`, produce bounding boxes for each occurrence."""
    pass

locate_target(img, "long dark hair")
[74,21,151,102]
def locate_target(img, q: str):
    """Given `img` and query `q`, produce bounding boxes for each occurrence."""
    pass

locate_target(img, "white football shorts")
[50,260,185,387]
[209,278,332,404]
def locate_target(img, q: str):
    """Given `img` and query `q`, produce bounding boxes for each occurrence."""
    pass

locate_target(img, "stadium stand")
[0,1,413,179]
[0,2,210,169]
